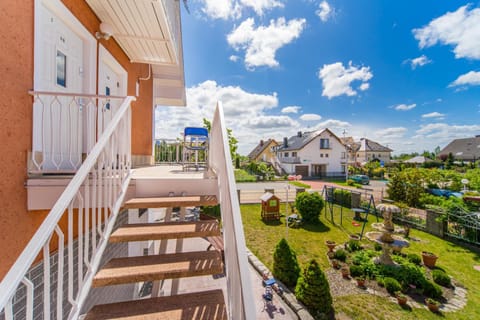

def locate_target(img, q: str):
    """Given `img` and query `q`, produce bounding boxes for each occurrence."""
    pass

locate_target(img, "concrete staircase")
[84,195,227,319]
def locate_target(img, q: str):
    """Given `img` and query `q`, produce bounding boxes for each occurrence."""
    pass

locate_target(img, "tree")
[295,192,324,224]
[272,238,300,288]
[295,259,333,318]
[203,118,238,162]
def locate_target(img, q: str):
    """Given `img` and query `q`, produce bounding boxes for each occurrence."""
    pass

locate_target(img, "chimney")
[297,131,302,137]
[260,140,264,146]
[283,137,288,148]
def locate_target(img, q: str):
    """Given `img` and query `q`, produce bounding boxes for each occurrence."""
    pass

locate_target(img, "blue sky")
[155,0,480,156]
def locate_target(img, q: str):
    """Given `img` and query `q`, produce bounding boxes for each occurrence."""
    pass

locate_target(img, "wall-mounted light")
[95,22,114,40]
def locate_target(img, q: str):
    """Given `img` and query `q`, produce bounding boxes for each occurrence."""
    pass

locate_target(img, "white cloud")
[413,5,480,60]
[281,106,301,113]
[449,71,480,87]
[359,83,370,91]
[316,1,333,22]
[375,127,407,139]
[394,103,416,111]
[239,0,284,16]
[155,80,300,155]
[422,112,445,118]
[318,61,373,99]
[227,17,306,69]
[405,55,432,69]
[312,119,351,132]
[300,113,322,121]
[416,123,480,139]
[244,115,297,129]
[201,0,241,20]
[229,55,239,62]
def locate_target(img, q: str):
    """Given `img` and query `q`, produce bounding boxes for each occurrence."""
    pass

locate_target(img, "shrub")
[295,259,333,317]
[349,265,364,278]
[407,253,422,265]
[347,179,355,186]
[333,189,352,208]
[347,239,361,252]
[374,242,383,251]
[295,192,324,224]
[333,249,347,262]
[422,280,443,299]
[384,277,402,294]
[273,238,300,288]
[432,270,451,287]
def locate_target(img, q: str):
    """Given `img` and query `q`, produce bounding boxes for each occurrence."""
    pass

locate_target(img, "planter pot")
[341,267,350,278]
[396,295,408,306]
[331,259,340,269]
[422,251,438,268]
[356,278,365,287]
[426,300,440,312]
[326,240,336,252]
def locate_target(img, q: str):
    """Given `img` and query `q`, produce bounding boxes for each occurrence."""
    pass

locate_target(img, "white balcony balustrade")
[30,91,128,174]
[0,96,134,320]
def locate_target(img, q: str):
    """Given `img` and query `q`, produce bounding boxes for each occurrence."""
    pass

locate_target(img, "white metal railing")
[278,156,301,164]
[208,102,255,320]
[0,96,135,320]
[30,91,127,174]
[154,138,183,163]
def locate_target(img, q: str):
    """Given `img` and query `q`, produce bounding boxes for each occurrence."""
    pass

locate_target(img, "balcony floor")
[132,165,206,179]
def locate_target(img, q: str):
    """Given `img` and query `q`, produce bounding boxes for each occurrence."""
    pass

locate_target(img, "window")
[341,152,346,159]
[320,138,330,149]
[56,50,67,87]
[325,153,329,158]
[284,152,289,157]
[292,152,297,157]
[269,200,277,207]
[320,153,324,158]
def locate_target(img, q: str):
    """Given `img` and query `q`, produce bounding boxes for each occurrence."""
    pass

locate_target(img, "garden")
[240,189,480,319]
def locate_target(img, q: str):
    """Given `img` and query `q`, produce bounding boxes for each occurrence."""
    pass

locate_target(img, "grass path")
[240,203,480,320]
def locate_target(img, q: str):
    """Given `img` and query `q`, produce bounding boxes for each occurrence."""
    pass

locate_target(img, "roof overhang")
[86,0,186,106]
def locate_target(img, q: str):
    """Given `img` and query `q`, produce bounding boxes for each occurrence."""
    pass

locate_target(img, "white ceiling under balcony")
[86,0,186,106]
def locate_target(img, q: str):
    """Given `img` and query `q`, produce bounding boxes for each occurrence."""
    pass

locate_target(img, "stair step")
[110,220,221,243]
[93,251,223,287]
[122,195,217,209]
[84,289,227,320]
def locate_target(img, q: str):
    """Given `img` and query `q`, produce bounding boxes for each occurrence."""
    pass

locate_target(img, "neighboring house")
[0,1,253,318]
[438,136,480,162]
[356,138,393,164]
[276,129,346,177]
[247,139,278,163]
[404,156,432,168]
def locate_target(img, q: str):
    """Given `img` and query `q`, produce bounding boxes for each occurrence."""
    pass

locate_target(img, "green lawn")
[240,203,480,320]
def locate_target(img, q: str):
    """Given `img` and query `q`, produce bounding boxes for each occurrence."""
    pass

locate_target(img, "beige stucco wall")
[0,0,154,279]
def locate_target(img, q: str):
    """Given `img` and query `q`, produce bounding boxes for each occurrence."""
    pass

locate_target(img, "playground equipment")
[322,185,378,239]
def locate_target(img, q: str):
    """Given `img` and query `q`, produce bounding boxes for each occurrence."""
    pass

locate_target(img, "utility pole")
[343,129,348,182]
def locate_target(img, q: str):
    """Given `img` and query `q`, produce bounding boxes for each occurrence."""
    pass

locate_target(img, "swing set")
[321,185,379,239]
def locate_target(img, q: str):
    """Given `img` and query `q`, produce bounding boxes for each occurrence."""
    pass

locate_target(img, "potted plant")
[326,240,336,252]
[355,276,365,287]
[422,251,438,268]
[331,259,340,269]
[395,292,408,306]
[326,251,335,260]
[425,298,440,312]
[340,265,350,278]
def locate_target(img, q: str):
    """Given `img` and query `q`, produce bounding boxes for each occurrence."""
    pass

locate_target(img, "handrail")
[209,101,255,319]
[0,95,135,317]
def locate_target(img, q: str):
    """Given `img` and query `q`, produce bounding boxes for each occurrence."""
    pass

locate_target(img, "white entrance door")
[98,46,128,135]
[33,0,95,172]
